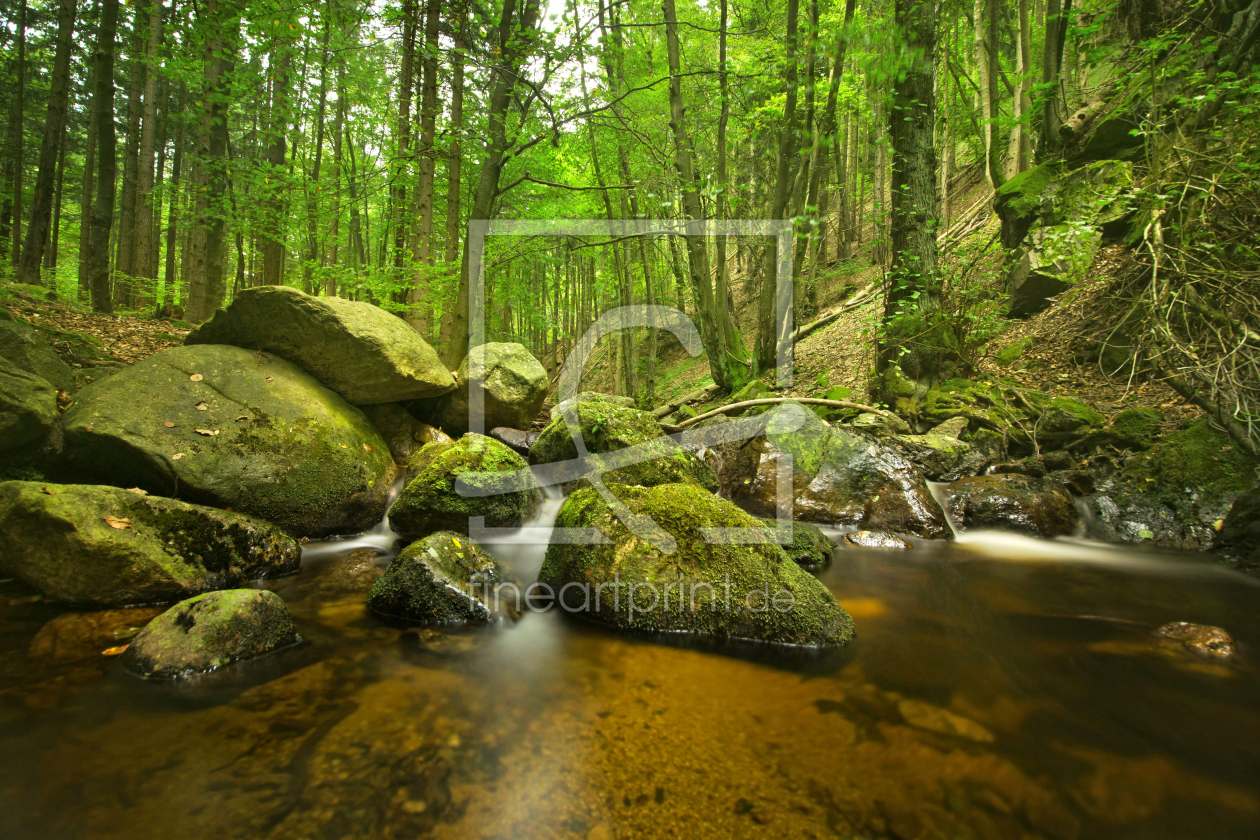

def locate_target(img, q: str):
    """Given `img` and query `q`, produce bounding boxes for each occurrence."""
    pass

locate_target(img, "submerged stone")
[389,434,542,541]
[843,531,913,549]
[943,474,1078,537]
[368,531,506,624]
[185,285,454,405]
[121,589,302,679]
[1157,622,1235,660]
[0,481,300,608]
[61,344,395,537]
[539,483,855,647]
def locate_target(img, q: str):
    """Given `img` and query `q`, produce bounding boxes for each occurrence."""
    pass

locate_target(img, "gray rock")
[61,344,395,537]
[360,402,445,466]
[0,481,300,607]
[758,518,835,571]
[843,531,912,549]
[0,366,57,452]
[368,531,506,624]
[185,285,455,405]
[927,416,969,439]
[432,342,549,434]
[0,320,76,393]
[121,589,302,679]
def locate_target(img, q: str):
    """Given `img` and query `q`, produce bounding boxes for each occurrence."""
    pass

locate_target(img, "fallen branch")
[669,397,897,430]
[789,284,881,343]
[651,382,723,418]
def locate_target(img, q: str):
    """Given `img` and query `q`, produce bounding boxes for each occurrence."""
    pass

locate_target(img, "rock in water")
[0,367,57,452]
[943,474,1078,537]
[368,531,506,624]
[530,401,717,493]
[719,403,950,539]
[539,484,855,647]
[759,518,835,571]
[0,320,76,393]
[843,531,913,549]
[892,432,991,481]
[549,391,635,422]
[184,285,454,405]
[61,344,395,537]
[1156,622,1236,660]
[0,482,300,607]
[389,434,542,540]
[121,590,302,679]
[432,343,549,434]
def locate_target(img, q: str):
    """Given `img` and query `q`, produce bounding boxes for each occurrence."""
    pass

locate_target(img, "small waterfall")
[476,483,567,582]
[300,475,406,563]
[926,480,961,538]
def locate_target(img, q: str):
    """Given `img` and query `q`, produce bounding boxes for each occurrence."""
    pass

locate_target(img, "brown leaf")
[163,421,175,428]
[195,429,220,436]
[38,487,59,495]
[101,645,129,656]
[8,595,42,606]
[104,515,132,529]
[189,374,203,382]
[339,443,347,448]
[86,424,94,432]
[195,402,208,411]
[265,376,274,382]
[363,444,373,452]
[171,453,184,460]
[127,487,147,496]
[235,415,250,422]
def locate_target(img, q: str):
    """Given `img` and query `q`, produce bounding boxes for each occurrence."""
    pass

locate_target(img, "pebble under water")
[1,491,1258,840]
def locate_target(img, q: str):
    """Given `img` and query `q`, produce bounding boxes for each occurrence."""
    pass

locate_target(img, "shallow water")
[1,504,1258,840]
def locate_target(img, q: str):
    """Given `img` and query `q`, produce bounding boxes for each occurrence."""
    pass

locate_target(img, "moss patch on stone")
[1122,420,1258,507]
[368,531,504,624]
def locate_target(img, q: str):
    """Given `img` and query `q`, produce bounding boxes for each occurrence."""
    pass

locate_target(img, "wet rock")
[121,589,303,679]
[843,531,912,549]
[530,401,716,493]
[360,402,435,466]
[1157,622,1236,660]
[892,432,991,481]
[758,518,835,571]
[389,434,542,541]
[721,403,951,539]
[0,319,76,394]
[61,344,395,537]
[368,532,506,624]
[991,450,1075,479]
[927,416,969,438]
[1039,396,1104,438]
[28,607,164,662]
[1075,406,1163,452]
[432,342,549,434]
[1051,469,1095,496]
[943,474,1078,537]
[489,426,538,457]
[539,483,855,647]
[848,411,912,436]
[0,481,300,607]
[0,366,57,452]
[1216,487,1260,574]
[1080,488,1190,547]
[549,391,635,422]
[185,285,454,405]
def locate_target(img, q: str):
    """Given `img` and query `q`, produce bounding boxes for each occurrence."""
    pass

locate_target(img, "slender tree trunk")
[162,87,185,307]
[10,0,27,266]
[78,57,98,299]
[19,0,77,285]
[1037,0,1069,158]
[346,122,365,273]
[439,2,466,344]
[304,16,331,295]
[114,3,147,305]
[48,117,68,271]
[260,30,292,287]
[392,0,416,284]
[407,0,440,336]
[88,0,119,313]
[134,0,164,296]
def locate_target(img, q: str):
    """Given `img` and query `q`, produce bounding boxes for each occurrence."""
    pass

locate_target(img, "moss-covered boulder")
[720,403,951,539]
[360,402,449,466]
[759,518,835,571]
[432,342,549,434]
[942,474,1078,537]
[549,391,634,422]
[993,336,1035,367]
[61,344,395,537]
[920,378,1036,434]
[120,589,302,679]
[1074,406,1163,452]
[539,484,855,647]
[1039,396,1104,436]
[530,401,717,493]
[892,433,991,481]
[368,531,506,624]
[0,366,57,452]
[389,434,541,540]
[0,319,76,393]
[0,482,299,607]
[185,285,454,405]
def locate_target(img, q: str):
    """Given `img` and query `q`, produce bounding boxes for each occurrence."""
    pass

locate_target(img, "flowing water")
[1,492,1258,840]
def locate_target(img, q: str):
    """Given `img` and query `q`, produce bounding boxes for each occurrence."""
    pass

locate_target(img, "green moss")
[994,336,1035,367]
[757,518,835,571]
[996,161,1059,218]
[539,484,854,647]
[1044,396,1104,428]
[368,531,502,624]
[1122,420,1257,506]
[1108,407,1163,450]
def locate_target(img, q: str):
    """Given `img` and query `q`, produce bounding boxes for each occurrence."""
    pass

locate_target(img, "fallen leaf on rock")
[363,444,373,451]
[112,626,142,640]
[195,402,208,411]
[189,374,203,382]
[265,376,274,382]
[86,425,94,432]
[195,429,220,436]
[104,516,132,529]
[339,443,347,448]
[171,453,184,460]
[38,487,59,495]
[101,645,129,656]
[236,415,249,422]
[163,421,175,428]
[127,487,147,495]
[8,595,42,605]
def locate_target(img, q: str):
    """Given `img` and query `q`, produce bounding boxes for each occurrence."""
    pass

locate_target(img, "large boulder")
[0,366,57,452]
[549,390,634,422]
[530,401,717,493]
[719,403,951,539]
[0,482,299,607]
[368,531,507,624]
[120,589,302,679]
[61,344,395,537]
[389,434,542,540]
[942,474,1078,537]
[891,432,990,481]
[759,518,835,571]
[185,285,454,405]
[0,319,76,393]
[539,483,855,647]
[432,343,549,434]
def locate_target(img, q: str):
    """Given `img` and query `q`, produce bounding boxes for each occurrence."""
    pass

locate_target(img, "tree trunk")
[114,3,147,305]
[392,0,416,284]
[975,0,998,191]
[87,0,119,313]
[440,0,541,367]
[439,1,467,345]
[754,0,800,376]
[9,0,26,266]
[303,16,331,295]
[162,86,185,307]
[78,45,98,300]
[407,0,440,336]
[48,116,68,271]
[878,0,946,407]
[260,29,292,287]
[1007,0,1032,175]
[19,0,76,286]
[1037,0,1069,158]
[134,0,164,296]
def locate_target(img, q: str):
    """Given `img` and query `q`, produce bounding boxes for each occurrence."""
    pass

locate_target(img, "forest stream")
[1,485,1257,840]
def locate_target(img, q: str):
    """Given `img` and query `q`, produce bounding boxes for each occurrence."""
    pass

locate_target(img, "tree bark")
[407,0,440,336]
[87,0,119,313]
[9,0,27,266]
[162,86,185,307]
[303,16,331,295]
[392,0,416,284]
[1037,0,1070,158]
[134,0,164,292]
[261,26,292,287]
[19,0,77,285]
[114,2,148,305]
